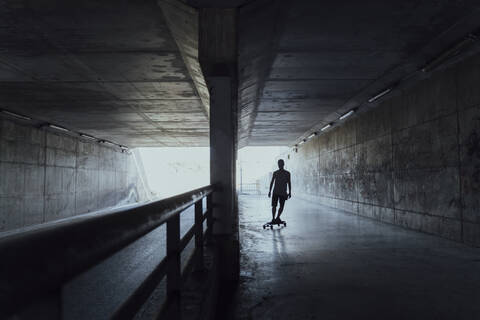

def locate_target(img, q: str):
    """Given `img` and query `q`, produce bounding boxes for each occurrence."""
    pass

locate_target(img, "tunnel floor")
[231,195,480,320]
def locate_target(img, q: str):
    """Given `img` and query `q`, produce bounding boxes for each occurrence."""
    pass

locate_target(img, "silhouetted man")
[268,159,291,223]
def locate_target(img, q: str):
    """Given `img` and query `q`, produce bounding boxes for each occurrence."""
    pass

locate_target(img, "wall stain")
[464,116,480,186]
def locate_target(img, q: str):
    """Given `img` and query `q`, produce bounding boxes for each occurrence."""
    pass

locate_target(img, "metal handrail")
[0,185,214,318]
[240,182,262,194]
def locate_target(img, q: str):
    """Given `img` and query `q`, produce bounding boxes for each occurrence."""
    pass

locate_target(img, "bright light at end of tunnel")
[137,146,288,198]
[137,147,210,199]
[237,146,289,190]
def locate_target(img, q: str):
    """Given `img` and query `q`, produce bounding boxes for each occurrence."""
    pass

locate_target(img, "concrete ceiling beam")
[159,0,211,119]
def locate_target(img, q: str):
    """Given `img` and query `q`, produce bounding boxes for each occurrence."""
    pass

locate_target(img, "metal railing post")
[166,215,181,318]
[206,193,213,245]
[194,200,204,272]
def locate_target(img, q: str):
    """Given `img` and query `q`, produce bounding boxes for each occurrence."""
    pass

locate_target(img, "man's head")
[277,159,285,169]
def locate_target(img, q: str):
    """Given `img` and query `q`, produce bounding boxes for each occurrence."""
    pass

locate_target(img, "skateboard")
[263,220,287,229]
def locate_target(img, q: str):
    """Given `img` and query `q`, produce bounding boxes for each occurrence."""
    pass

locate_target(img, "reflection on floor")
[232,195,480,320]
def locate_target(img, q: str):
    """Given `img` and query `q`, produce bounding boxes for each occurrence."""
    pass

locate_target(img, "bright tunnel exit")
[237,146,289,195]
[137,147,210,199]
[135,146,289,199]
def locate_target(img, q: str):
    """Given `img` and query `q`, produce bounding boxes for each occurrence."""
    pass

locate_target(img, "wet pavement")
[232,195,480,320]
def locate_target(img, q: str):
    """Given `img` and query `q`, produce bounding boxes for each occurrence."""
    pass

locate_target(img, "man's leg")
[276,197,286,220]
[271,195,278,221]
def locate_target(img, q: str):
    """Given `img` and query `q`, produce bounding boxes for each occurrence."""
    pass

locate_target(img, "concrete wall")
[286,52,480,247]
[0,119,149,232]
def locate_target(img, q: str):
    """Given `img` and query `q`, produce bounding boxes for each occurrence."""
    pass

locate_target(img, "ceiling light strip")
[339,109,355,120]
[321,123,332,131]
[1,109,129,151]
[422,34,478,73]
[1,110,31,121]
[368,88,392,103]
[48,124,69,132]
[80,133,97,141]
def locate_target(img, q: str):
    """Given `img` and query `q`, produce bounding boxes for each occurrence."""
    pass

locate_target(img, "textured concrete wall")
[0,119,148,232]
[286,52,480,247]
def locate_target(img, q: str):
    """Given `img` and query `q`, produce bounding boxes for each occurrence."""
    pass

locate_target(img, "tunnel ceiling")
[1,0,480,148]
[0,0,209,147]
[238,0,480,147]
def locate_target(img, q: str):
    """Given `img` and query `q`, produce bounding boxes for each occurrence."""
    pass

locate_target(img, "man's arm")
[287,173,292,198]
[268,173,275,198]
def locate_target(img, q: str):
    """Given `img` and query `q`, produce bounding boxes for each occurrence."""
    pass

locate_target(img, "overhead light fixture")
[99,140,120,148]
[308,132,317,139]
[99,140,114,146]
[298,139,306,145]
[48,124,69,132]
[1,110,31,121]
[321,123,332,131]
[368,88,392,103]
[422,33,478,73]
[339,109,355,120]
[80,133,96,140]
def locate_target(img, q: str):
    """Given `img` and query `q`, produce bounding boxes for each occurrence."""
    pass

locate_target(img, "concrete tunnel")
[0,0,480,319]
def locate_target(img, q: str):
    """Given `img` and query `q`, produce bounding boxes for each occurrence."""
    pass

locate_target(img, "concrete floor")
[233,195,480,320]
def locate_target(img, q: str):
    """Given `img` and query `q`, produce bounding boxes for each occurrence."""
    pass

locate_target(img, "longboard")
[263,220,286,229]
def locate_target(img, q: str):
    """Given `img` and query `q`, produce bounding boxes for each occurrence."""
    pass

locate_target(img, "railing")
[239,182,262,194]
[0,185,214,319]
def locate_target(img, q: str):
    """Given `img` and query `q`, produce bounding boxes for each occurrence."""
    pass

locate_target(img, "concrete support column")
[209,75,239,284]
[209,77,236,235]
[199,7,240,307]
